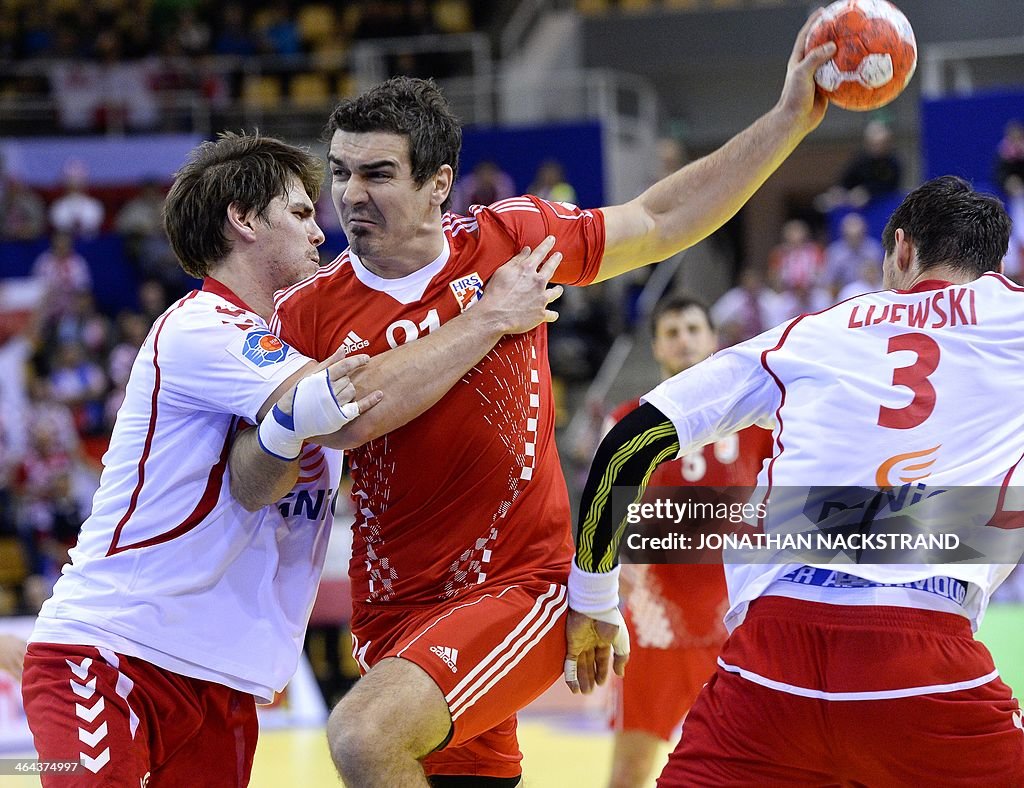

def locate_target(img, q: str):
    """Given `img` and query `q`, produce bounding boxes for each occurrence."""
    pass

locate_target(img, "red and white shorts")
[351,580,568,779]
[658,597,1024,786]
[22,643,258,787]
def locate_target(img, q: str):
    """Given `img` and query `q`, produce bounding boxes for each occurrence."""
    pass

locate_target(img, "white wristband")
[257,405,303,461]
[257,369,362,461]
[567,560,621,615]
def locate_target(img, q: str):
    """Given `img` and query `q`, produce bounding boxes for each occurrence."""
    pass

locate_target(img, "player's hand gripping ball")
[807,0,917,111]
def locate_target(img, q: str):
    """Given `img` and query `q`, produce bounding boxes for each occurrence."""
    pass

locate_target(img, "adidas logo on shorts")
[430,645,459,673]
[342,330,370,353]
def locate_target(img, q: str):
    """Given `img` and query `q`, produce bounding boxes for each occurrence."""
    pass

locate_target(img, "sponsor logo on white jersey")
[430,645,459,673]
[342,330,370,353]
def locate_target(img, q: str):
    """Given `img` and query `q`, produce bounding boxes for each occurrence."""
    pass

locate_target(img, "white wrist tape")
[258,369,361,461]
[568,560,621,615]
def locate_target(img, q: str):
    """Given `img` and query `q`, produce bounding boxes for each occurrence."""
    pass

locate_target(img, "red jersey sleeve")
[470,196,606,286]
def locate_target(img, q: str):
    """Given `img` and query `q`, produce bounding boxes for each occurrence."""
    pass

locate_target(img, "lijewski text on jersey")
[847,287,977,330]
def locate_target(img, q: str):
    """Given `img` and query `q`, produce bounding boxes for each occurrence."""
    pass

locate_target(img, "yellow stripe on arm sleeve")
[575,403,681,574]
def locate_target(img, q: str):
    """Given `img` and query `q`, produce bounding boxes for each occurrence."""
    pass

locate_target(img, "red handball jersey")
[608,398,773,648]
[271,197,606,605]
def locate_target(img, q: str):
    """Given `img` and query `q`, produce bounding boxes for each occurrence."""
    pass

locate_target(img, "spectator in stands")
[994,118,1024,195]
[16,416,84,611]
[115,179,186,291]
[774,277,831,322]
[46,341,107,436]
[115,179,165,238]
[817,120,903,211]
[453,160,516,213]
[711,267,784,346]
[0,178,47,241]
[48,161,104,237]
[213,3,256,56]
[823,212,883,297]
[258,1,302,56]
[836,258,883,302]
[93,29,159,131]
[104,311,148,429]
[30,232,92,321]
[767,218,824,291]
[175,6,212,57]
[529,158,578,203]
[137,278,175,324]
[42,291,110,366]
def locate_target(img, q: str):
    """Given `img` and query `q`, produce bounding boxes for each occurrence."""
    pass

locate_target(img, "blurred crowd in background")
[3,0,1024,628]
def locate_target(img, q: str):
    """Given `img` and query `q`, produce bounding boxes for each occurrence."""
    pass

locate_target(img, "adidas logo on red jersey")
[342,330,370,353]
[430,645,459,673]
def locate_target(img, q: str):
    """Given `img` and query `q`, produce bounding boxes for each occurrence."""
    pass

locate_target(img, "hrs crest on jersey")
[449,272,484,313]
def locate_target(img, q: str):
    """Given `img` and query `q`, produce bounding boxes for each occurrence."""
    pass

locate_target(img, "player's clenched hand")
[777,8,837,134]
[475,235,564,336]
[258,352,382,460]
[564,608,629,695]
[276,352,383,423]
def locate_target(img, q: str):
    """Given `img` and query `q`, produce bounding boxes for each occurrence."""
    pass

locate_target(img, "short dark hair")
[882,176,1010,279]
[650,293,714,336]
[163,132,324,279]
[325,76,462,211]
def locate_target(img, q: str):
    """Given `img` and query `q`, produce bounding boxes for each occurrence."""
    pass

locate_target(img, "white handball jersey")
[644,274,1024,633]
[32,280,341,702]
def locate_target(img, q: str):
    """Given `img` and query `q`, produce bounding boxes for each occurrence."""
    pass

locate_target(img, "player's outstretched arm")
[593,12,836,282]
[229,239,564,509]
[565,403,680,694]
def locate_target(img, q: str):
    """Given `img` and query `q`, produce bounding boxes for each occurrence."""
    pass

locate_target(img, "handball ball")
[807,0,917,111]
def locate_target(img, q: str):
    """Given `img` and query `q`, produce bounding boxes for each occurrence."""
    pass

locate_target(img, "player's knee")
[327,695,383,767]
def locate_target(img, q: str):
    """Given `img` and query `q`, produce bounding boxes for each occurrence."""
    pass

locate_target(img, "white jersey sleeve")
[642,320,789,454]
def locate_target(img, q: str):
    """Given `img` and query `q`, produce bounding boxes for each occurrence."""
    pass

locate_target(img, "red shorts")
[351,580,568,779]
[22,643,258,787]
[614,565,727,740]
[659,597,1024,786]
[612,636,720,741]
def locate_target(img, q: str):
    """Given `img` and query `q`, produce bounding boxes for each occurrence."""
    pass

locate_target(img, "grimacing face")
[328,130,448,271]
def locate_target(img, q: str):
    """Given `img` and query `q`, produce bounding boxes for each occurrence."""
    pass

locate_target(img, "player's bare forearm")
[230,429,300,511]
[316,312,504,448]
[318,239,563,449]
[594,14,836,281]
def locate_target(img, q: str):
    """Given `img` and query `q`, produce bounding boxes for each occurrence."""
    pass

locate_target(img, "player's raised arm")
[229,239,564,510]
[593,12,836,283]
